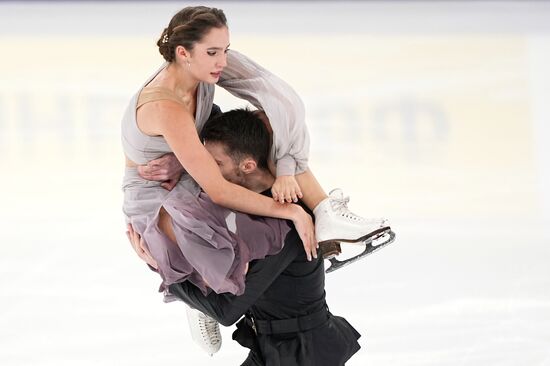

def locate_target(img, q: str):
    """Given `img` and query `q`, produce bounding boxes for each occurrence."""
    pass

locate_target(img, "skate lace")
[330,195,364,221]
[198,313,221,345]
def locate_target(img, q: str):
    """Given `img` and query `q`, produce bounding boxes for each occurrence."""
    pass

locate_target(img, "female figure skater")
[122,5,389,298]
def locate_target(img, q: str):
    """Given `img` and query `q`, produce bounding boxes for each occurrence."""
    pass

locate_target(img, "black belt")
[246,307,329,335]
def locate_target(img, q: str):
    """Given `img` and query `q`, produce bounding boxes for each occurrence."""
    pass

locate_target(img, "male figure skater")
[127,108,361,365]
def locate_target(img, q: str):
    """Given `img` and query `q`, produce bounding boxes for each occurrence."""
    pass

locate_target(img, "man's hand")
[271,175,303,204]
[138,153,184,191]
[126,223,158,270]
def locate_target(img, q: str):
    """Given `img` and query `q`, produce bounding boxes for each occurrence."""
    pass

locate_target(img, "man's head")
[200,108,270,185]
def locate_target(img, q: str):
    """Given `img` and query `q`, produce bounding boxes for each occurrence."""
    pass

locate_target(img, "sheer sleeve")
[218,50,310,176]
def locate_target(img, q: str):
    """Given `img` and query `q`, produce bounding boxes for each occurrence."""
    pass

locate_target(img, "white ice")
[1,1,549,365]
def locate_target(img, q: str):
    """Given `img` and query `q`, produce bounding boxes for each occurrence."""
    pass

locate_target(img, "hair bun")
[156,6,227,63]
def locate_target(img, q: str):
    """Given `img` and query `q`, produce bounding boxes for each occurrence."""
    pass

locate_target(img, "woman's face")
[186,26,230,84]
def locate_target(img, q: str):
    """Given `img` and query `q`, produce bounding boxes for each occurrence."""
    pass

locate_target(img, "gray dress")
[121,50,306,296]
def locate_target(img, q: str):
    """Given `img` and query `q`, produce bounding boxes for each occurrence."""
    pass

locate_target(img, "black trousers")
[240,351,264,366]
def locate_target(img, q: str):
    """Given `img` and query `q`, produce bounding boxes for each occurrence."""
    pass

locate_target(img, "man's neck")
[243,169,275,193]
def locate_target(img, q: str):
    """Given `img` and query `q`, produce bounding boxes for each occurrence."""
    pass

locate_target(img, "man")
[128,108,361,365]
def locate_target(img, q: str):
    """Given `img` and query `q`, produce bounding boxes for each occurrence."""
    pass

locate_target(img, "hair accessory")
[162,34,169,44]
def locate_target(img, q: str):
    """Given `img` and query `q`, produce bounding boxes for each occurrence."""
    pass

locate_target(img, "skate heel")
[319,241,341,259]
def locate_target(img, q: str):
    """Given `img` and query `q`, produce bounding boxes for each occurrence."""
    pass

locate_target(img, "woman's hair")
[157,6,227,62]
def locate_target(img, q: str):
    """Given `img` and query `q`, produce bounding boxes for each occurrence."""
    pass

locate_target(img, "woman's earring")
[187,60,191,67]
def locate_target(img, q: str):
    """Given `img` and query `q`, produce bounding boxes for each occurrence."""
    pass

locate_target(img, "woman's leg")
[158,207,177,242]
[294,168,328,211]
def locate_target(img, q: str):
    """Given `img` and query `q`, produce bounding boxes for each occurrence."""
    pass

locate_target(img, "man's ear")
[241,158,257,174]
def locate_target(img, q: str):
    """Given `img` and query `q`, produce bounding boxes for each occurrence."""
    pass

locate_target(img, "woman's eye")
[207,51,216,56]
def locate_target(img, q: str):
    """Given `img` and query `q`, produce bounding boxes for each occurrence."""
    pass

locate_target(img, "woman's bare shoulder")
[137,99,194,136]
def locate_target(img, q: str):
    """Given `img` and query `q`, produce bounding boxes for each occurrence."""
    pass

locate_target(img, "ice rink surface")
[1,1,549,365]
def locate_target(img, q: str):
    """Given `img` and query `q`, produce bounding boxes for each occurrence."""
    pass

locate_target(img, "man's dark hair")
[200,108,270,170]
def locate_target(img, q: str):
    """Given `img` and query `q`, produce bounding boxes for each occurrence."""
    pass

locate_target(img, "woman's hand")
[290,205,317,261]
[138,153,184,191]
[126,224,158,269]
[271,175,303,204]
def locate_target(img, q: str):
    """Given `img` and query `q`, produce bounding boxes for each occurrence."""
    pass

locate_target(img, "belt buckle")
[250,316,257,335]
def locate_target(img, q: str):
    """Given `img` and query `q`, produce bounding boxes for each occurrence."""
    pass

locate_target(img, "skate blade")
[325,231,396,274]
[318,226,391,246]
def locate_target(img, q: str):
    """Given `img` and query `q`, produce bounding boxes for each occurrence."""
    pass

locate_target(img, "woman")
[122,6,389,296]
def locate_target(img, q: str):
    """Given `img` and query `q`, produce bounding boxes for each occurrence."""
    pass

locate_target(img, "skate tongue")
[328,188,344,200]
[328,189,353,215]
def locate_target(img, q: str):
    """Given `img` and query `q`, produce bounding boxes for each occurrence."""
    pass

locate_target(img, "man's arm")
[168,230,302,326]
[136,153,184,191]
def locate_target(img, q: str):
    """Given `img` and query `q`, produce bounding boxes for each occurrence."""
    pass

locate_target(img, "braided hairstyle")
[157,6,227,62]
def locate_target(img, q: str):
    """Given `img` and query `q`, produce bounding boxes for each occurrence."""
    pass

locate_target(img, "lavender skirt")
[123,169,291,296]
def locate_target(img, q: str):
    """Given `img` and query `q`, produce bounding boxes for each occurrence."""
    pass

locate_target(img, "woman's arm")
[143,100,317,260]
[218,50,310,178]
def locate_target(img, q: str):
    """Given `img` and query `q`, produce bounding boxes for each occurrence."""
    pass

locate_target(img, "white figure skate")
[313,188,396,273]
[314,188,391,244]
[186,306,222,356]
